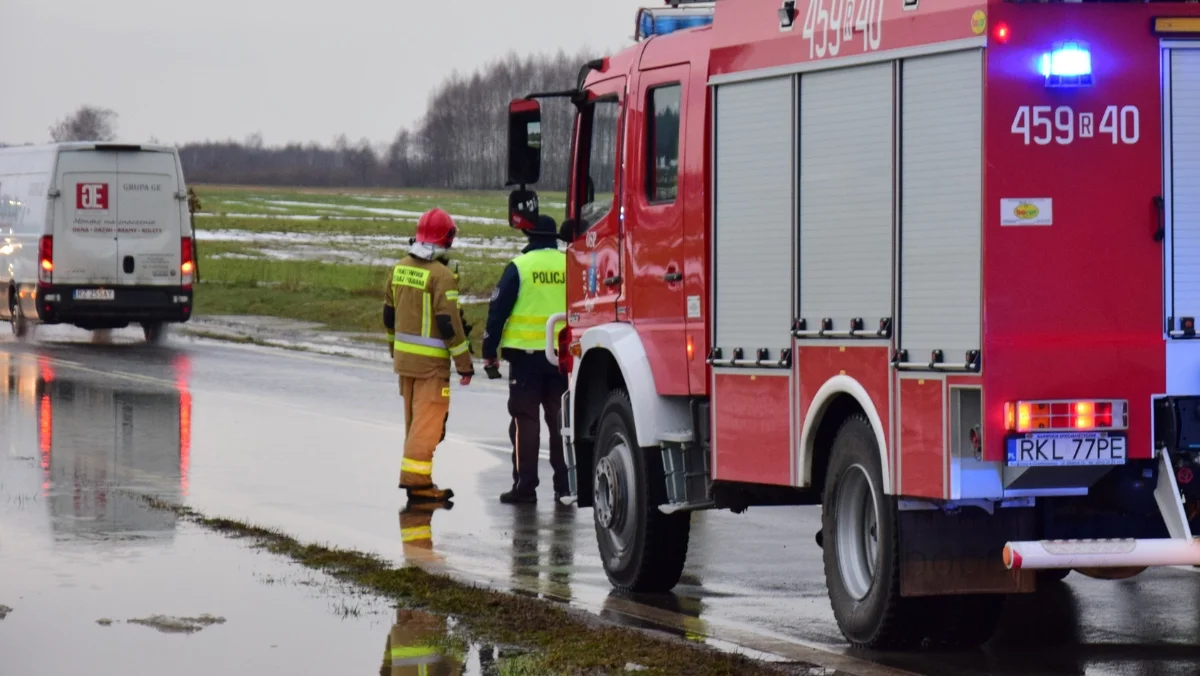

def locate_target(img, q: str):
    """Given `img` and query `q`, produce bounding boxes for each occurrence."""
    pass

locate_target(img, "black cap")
[528,214,558,237]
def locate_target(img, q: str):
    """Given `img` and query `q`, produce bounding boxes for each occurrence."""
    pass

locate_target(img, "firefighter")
[186,187,202,215]
[399,502,449,566]
[379,609,464,676]
[482,214,568,504]
[384,208,474,503]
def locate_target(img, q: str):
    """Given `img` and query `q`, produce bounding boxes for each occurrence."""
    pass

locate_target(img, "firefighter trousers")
[506,352,569,496]
[399,375,450,488]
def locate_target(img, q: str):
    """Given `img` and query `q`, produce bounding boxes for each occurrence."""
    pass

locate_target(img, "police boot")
[406,484,455,503]
[499,489,536,505]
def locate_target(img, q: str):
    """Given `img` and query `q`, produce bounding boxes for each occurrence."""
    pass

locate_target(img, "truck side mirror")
[506,98,542,186]
[509,188,539,231]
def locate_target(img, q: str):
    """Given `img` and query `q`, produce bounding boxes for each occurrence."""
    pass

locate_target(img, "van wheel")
[592,389,691,592]
[823,414,931,650]
[9,293,28,339]
[143,322,166,344]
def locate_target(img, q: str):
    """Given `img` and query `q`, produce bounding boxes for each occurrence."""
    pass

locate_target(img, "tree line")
[8,49,603,193]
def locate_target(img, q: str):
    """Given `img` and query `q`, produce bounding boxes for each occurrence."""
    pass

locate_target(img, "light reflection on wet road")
[4,327,1200,675]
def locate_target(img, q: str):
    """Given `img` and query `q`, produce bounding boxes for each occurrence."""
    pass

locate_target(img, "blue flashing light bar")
[635,4,715,41]
[1040,41,1093,88]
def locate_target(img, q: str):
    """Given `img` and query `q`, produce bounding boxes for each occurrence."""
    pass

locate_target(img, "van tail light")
[1004,399,1128,433]
[38,236,53,286]
[180,237,194,289]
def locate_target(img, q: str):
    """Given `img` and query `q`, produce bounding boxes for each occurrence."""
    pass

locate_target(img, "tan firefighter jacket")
[384,255,474,380]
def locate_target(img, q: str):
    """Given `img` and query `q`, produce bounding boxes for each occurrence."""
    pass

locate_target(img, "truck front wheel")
[592,389,691,593]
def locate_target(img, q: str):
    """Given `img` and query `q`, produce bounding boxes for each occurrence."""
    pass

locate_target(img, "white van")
[0,143,195,342]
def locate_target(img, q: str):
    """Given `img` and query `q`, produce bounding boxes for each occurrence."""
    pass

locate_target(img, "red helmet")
[415,208,457,249]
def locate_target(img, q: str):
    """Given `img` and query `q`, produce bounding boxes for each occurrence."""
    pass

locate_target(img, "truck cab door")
[626,65,691,395]
[568,76,626,328]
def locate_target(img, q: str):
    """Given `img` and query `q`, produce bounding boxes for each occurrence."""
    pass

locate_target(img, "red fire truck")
[504,0,1200,649]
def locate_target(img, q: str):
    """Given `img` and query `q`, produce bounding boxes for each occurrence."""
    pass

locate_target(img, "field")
[191,185,568,348]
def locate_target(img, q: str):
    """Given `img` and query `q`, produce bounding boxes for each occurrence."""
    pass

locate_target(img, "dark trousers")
[506,351,569,495]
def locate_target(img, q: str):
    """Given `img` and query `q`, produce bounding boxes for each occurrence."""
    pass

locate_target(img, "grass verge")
[193,254,494,346]
[141,497,792,676]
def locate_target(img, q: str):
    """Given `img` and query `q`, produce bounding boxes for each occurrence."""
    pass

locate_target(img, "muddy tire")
[592,389,690,592]
[823,414,931,650]
[143,321,166,344]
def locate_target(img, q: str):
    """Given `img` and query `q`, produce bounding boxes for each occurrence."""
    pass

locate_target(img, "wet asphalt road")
[4,327,1200,675]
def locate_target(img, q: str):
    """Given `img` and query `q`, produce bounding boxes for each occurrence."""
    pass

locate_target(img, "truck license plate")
[1006,432,1126,467]
[73,288,115,301]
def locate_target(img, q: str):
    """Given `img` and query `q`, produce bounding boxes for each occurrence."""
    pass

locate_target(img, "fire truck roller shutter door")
[1167,47,1200,387]
[799,63,893,335]
[710,74,796,485]
[711,75,794,364]
[898,49,983,365]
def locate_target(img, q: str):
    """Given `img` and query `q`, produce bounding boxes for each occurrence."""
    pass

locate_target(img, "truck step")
[1003,537,1200,570]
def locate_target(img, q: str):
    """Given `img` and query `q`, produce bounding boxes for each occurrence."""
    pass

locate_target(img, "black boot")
[499,489,536,504]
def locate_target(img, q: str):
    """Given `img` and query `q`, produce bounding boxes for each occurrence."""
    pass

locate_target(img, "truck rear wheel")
[592,389,691,592]
[822,414,929,650]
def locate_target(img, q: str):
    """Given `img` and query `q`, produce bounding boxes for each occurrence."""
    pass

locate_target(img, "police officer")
[483,214,568,504]
[384,208,474,503]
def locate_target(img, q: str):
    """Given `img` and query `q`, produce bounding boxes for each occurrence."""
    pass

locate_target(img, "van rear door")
[55,149,120,285]
[115,151,183,287]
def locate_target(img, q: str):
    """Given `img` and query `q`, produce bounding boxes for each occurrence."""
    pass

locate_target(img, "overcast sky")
[0,0,649,147]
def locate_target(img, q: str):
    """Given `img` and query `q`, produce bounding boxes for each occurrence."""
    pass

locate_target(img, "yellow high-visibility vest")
[499,248,566,351]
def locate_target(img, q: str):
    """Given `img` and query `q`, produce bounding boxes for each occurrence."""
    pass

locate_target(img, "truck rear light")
[994,22,1011,44]
[1005,399,1127,433]
[38,235,52,285]
[557,327,574,375]
[180,237,194,289]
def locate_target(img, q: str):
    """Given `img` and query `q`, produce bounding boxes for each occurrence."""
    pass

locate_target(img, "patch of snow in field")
[209,252,263,261]
[196,229,524,252]
[198,212,416,223]
[200,212,325,221]
[264,200,506,225]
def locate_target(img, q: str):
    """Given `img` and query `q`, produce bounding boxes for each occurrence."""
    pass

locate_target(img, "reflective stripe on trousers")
[402,457,433,475]
[401,526,432,543]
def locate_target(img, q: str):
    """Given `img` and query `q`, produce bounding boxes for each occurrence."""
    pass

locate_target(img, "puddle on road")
[0,353,416,672]
[0,350,556,676]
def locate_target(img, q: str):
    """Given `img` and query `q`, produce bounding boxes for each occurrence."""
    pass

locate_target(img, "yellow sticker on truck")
[1000,198,1053,226]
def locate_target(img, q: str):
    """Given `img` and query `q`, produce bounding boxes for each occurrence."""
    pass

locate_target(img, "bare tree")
[175,47,601,190]
[49,106,119,142]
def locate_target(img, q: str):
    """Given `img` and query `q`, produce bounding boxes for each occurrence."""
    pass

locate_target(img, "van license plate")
[1006,433,1126,467]
[73,289,115,301]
